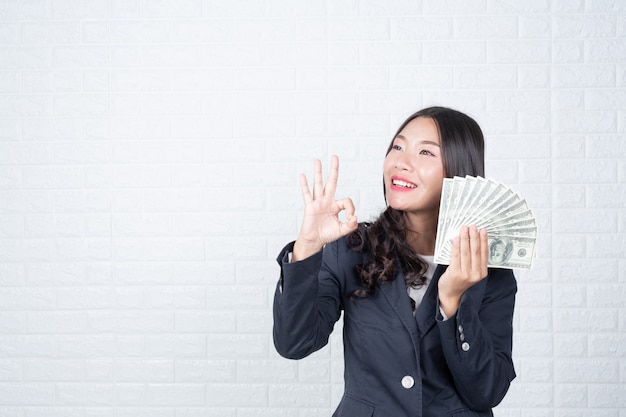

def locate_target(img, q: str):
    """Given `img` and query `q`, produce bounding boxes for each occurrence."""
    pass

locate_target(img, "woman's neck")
[403,212,438,256]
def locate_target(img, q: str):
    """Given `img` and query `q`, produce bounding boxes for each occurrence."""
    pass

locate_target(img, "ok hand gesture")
[292,155,358,261]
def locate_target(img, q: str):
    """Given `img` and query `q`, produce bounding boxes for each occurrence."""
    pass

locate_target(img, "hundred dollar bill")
[445,177,467,236]
[488,216,536,232]
[435,178,461,257]
[476,198,531,228]
[435,178,454,257]
[465,184,516,227]
[434,235,536,269]
[485,236,536,269]
[434,175,537,270]
[450,178,503,234]
[479,209,536,231]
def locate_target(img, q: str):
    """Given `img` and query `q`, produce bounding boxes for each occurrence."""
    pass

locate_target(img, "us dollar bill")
[434,176,537,269]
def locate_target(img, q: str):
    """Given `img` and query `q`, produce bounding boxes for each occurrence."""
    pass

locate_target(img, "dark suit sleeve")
[436,268,517,411]
[272,241,343,360]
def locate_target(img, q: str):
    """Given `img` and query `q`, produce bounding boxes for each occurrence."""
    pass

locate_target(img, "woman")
[273,106,517,417]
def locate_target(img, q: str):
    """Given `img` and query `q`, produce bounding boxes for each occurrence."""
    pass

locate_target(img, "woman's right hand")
[292,155,358,261]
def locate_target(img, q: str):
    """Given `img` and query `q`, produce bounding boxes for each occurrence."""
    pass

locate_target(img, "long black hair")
[347,106,485,301]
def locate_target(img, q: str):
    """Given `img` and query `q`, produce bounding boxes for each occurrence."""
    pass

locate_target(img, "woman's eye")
[419,149,434,156]
[392,144,403,151]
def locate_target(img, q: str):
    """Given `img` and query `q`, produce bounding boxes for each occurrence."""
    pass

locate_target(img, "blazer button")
[401,375,415,389]
[461,342,470,351]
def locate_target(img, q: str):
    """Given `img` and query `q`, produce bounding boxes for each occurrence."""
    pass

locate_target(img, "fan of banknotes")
[434,176,537,269]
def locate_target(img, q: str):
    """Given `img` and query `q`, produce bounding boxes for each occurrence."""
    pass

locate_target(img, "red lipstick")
[390,175,417,192]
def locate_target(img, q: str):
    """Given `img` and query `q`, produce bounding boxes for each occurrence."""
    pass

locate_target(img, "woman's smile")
[390,175,418,191]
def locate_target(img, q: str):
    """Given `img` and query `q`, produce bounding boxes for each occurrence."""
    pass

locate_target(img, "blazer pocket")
[332,395,375,417]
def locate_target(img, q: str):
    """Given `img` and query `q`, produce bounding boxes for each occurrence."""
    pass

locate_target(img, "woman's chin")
[386,199,412,212]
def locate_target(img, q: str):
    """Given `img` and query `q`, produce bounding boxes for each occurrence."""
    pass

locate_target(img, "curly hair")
[347,106,485,304]
[347,207,430,305]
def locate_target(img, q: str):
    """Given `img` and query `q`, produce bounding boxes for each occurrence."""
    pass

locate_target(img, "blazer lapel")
[378,262,419,343]
[415,264,447,338]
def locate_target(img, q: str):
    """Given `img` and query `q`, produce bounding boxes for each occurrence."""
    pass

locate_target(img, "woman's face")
[383,117,445,217]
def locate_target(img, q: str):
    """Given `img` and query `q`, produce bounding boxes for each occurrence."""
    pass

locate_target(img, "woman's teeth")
[393,179,416,188]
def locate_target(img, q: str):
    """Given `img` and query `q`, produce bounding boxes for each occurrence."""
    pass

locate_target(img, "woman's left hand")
[438,225,489,317]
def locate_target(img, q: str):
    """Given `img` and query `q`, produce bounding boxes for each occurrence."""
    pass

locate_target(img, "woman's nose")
[395,154,412,171]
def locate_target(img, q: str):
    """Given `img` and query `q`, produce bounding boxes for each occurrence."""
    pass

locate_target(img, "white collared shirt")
[408,255,449,320]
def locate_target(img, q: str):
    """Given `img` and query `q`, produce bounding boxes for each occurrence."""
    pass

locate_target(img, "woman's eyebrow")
[395,134,440,147]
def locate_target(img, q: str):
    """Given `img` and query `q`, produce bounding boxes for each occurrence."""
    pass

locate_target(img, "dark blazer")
[273,237,517,417]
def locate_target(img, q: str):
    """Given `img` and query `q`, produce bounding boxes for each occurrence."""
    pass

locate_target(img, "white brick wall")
[0,0,624,415]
